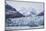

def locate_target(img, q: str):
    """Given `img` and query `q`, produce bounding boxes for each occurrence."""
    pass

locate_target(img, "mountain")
[37,12,44,16]
[5,4,25,18]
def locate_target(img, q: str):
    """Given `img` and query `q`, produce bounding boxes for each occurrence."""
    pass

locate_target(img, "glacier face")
[6,16,44,27]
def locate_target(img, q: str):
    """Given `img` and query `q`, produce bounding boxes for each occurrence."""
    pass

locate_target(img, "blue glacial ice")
[6,16,44,27]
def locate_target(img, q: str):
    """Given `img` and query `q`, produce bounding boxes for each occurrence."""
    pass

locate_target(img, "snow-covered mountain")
[6,1,44,16]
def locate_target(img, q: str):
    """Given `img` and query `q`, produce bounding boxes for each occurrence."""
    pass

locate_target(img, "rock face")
[37,12,44,16]
[5,4,25,18]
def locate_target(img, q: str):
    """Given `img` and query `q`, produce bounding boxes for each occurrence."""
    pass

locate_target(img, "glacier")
[5,16,44,27]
